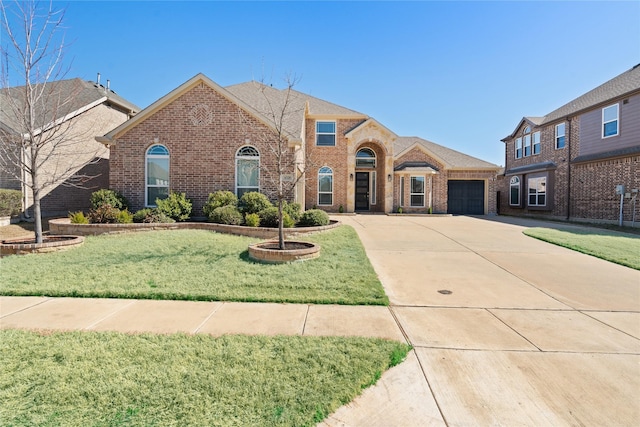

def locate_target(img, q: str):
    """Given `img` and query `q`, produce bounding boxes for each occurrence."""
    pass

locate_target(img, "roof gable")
[395,136,499,170]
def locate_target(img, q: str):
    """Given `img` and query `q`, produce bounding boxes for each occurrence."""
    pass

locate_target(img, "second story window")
[316,121,336,146]
[602,104,619,138]
[555,123,566,149]
[515,137,523,159]
[532,131,541,155]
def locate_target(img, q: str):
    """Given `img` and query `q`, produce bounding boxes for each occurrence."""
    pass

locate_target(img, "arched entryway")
[354,145,386,212]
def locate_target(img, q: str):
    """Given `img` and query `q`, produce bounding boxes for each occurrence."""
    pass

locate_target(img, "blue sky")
[10,1,640,165]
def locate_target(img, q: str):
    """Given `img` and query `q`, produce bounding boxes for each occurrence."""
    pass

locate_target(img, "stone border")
[49,218,340,239]
[248,241,320,263]
[1,235,84,256]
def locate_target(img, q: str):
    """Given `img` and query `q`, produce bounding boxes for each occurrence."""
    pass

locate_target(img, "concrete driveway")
[324,215,640,426]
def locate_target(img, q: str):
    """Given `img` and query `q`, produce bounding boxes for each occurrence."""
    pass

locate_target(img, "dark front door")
[355,172,370,211]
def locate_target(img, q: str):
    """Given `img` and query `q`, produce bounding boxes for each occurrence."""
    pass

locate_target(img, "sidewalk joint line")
[301,305,310,336]
[84,299,137,330]
[194,301,225,334]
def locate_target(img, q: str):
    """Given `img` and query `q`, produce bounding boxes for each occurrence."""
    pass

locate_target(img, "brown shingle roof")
[395,136,499,169]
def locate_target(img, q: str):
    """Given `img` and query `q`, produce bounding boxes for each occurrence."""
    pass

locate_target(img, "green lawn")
[523,227,640,270]
[0,330,410,426]
[0,226,388,305]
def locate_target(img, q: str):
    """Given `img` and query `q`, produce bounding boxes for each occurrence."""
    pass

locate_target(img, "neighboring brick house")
[0,78,139,217]
[98,74,499,216]
[499,64,640,225]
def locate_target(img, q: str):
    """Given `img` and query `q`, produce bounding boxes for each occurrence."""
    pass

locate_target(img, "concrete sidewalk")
[2,215,639,426]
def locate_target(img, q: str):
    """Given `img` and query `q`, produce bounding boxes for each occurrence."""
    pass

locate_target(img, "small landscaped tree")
[0,1,103,243]
[239,74,318,249]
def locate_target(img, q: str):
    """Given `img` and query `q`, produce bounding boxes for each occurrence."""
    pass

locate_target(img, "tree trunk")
[278,197,285,250]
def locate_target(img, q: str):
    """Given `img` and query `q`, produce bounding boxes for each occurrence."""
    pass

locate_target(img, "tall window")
[236,146,259,198]
[532,131,541,155]
[515,137,523,159]
[524,133,531,157]
[370,172,377,205]
[318,166,333,205]
[602,104,619,138]
[316,121,336,146]
[356,148,376,168]
[400,176,405,207]
[410,176,425,207]
[509,176,520,206]
[528,177,546,206]
[555,123,566,149]
[146,144,169,207]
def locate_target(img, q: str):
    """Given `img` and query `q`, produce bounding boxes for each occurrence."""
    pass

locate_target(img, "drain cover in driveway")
[437,289,453,295]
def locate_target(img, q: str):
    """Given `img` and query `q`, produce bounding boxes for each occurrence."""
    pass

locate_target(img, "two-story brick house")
[98,74,499,216]
[499,64,640,225]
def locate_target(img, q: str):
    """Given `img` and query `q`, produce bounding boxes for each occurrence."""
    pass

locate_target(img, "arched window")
[236,146,259,198]
[509,176,520,206]
[356,148,376,169]
[146,144,169,206]
[318,166,333,206]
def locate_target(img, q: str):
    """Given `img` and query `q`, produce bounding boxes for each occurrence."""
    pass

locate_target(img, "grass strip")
[523,227,640,270]
[0,226,388,305]
[0,330,410,426]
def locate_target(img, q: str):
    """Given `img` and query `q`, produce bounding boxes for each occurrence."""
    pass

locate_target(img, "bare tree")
[239,74,317,249]
[0,1,99,243]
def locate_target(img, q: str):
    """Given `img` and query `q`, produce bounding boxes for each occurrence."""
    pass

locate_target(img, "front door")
[355,172,369,211]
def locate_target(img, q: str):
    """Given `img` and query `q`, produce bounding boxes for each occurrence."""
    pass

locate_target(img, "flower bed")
[1,235,84,256]
[49,218,340,238]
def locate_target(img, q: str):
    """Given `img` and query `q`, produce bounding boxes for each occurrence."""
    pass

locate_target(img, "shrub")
[244,213,260,227]
[0,189,22,216]
[90,189,128,210]
[282,201,302,223]
[116,210,134,224]
[239,192,272,215]
[88,204,120,224]
[298,209,330,227]
[209,205,243,225]
[68,211,89,224]
[397,207,403,214]
[338,205,344,214]
[203,191,238,218]
[155,192,192,222]
[258,207,293,228]
[133,208,175,224]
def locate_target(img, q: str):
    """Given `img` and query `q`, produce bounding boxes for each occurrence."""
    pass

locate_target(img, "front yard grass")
[524,227,640,270]
[0,226,389,305]
[0,330,410,426]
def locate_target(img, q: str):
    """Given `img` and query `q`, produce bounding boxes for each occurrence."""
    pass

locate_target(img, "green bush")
[258,207,293,228]
[117,209,134,224]
[0,189,22,216]
[298,209,330,227]
[155,192,192,222]
[133,208,175,224]
[88,204,120,224]
[90,189,128,210]
[209,205,243,225]
[283,201,302,223]
[239,192,272,215]
[244,213,260,227]
[203,191,238,217]
[68,211,89,224]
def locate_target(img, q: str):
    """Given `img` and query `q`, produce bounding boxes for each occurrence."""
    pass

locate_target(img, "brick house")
[499,64,640,225]
[0,78,138,217]
[98,74,499,216]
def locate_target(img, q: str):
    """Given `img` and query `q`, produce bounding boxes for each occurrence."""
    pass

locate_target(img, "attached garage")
[447,180,485,215]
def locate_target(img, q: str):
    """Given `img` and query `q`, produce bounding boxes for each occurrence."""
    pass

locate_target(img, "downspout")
[566,117,572,220]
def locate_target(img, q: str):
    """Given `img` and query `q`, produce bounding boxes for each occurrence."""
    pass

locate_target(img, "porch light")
[350,173,354,181]
[387,174,392,182]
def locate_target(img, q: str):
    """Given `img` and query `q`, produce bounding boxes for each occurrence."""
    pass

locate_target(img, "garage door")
[447,180,485,215]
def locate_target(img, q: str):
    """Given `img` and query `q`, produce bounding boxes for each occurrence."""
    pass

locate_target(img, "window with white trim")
[356,148,376,168]
[236,146,259,198]
[515,137,523,159]
[532,131,541,155]
[555,123,566,149]
[524,134,531,157]
[145,144,169,207]
[370,171,376,205]
[410,176,425,207]
[400,176,405,207]
[602,104,619,138]
[316,121,336,146]
[528,176,546,206]
[318,166,333,205]
[509,176,520,206]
